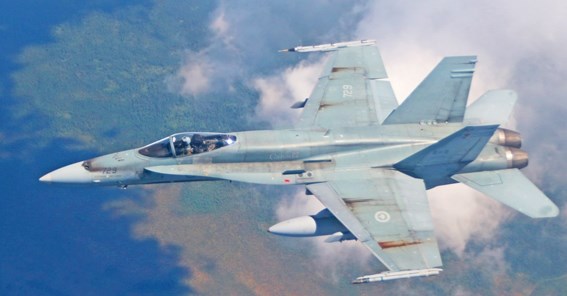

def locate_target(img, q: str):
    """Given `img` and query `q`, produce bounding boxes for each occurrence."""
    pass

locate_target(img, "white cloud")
[167,0,366,102]
[210,10,229,38]
[428,184,509,255]
[166,6,239,98]
[352,0,567,256]
[355,0,567,102]
[170,52,213,96]
[252,58,325,127]
[274,190,324,220]
[525,141,564,185]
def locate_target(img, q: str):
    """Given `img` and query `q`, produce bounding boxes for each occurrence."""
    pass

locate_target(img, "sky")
[1,0,566,295]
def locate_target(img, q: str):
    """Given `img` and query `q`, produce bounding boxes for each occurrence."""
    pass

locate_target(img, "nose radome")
[39,161,93,183]
[39,173,52,182]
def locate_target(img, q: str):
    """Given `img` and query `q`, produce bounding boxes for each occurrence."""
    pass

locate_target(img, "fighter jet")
[40,40,559,283]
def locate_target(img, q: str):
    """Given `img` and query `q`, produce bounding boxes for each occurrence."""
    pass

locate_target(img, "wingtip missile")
[279,39,377,53]
[352,268,442,284]
[278,48,296,53]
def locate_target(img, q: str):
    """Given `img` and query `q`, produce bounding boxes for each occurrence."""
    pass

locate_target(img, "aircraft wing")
[306,168,442,271]
[384,56,477,124]
[296,43,398,129]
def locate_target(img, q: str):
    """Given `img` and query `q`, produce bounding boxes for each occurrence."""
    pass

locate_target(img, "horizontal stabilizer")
[452,169,559,218]
[394,125,499,179]
[464,90,517,125]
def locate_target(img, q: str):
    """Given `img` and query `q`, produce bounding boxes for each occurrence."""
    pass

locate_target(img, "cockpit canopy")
[138,133,237,158]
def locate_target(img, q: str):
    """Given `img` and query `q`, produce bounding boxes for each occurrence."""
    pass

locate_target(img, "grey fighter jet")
[40,40,559,283]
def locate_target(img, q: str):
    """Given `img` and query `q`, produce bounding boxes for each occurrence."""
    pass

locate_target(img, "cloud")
[209,10,229,39]
[510,58,567,189]
[167,52,214,96]
[428,184,508,255]
[355,0,567,101]
[351,0,567,255]
[274,190,324,219]
[166,0,368,127]
[251,58,325,127]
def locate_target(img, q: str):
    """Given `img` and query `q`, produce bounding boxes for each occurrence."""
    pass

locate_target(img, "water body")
[0,1,194,294]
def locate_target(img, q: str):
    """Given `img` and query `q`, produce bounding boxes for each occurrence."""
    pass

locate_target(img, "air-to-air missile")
[352,268,443,284]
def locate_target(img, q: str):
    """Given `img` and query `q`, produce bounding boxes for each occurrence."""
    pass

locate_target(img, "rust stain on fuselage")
[379,241,422,249]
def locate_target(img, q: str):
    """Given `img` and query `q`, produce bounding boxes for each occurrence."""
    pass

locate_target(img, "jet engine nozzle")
[505,147,528,169]
[490,128,522,148]
[268,209,347,237]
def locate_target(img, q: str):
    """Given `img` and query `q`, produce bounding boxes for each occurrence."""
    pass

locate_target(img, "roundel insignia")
[374,211,391,223]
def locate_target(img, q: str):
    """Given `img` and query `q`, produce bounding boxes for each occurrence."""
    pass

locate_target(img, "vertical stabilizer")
[384,56,477,124]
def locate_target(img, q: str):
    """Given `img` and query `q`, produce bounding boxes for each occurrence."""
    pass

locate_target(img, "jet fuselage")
[40,123,525,188]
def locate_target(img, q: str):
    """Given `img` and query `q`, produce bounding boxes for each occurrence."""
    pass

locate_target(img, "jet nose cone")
[39,173,53,182]
[39,161,93,184]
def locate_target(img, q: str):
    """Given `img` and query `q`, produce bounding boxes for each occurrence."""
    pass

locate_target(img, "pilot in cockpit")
[182,136,192,155]
[190,134,204,153]
[172,136,193,156]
